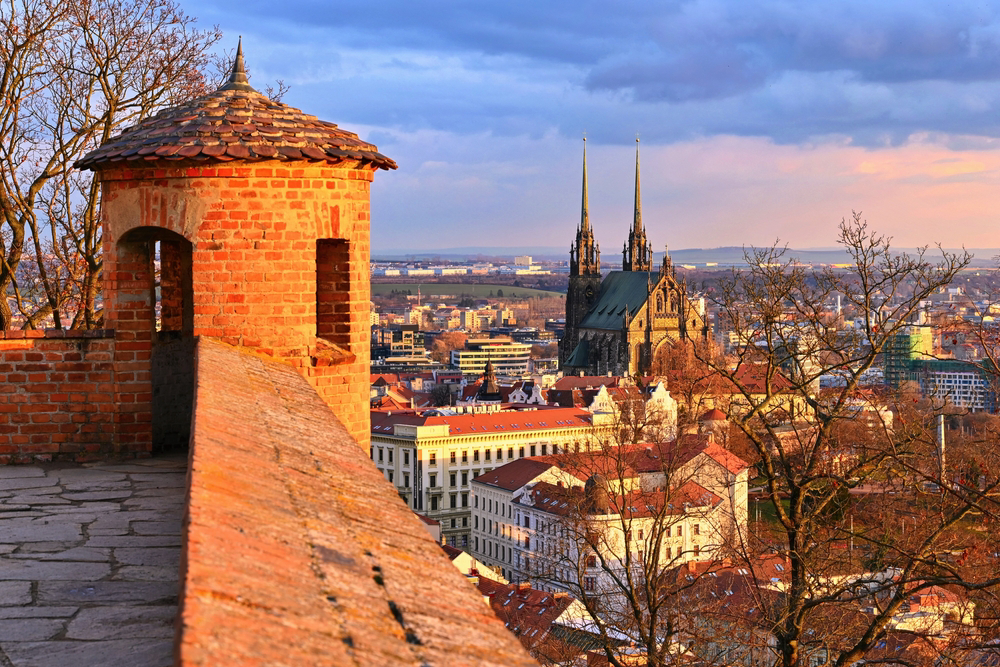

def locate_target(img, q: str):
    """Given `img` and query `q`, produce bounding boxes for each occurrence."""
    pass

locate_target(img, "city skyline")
[180,1,1000,252]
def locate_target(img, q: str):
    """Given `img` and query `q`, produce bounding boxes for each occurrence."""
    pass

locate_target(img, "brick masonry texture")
[99,160,376,449]
[179,338,538,667]
[0,331,119,464]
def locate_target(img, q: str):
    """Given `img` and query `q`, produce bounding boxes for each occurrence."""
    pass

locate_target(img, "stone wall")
[179,338,537,666]
[0,330,122,463]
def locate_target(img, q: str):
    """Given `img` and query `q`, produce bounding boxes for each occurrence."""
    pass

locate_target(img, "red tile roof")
[76,52,396,171]
[473,459,556,491]
[370,407,593,436]
[476,579,577,657]
[552,376,621,390]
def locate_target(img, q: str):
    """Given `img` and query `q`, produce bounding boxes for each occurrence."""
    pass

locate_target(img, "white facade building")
[470,436,749,588]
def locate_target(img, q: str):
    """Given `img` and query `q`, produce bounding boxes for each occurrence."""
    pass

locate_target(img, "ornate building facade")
[560,139,708,378]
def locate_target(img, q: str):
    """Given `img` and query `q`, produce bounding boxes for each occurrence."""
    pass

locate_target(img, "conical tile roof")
[76,44,396,171]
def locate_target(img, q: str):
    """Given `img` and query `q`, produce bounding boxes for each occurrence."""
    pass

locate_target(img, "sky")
[177,0,1000,254]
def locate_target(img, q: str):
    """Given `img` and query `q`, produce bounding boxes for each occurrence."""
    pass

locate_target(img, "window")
[584,577,596,591]
[473,450,480,462]
[462,535,468,548]
[586,555,597,568]
[388,449,393,464]
[530,445,536,456]
[450,518,456,528]
[485,450,491,462]
[450,494,457,509]
[508,447,514,459]
[523,516,530,528]
[638,529,644,540]
[474,496,479,508]
[694,545,700,556]
[462,451,468,463]
[524,536,530,548]
[693,524,700,536]
[461,472,468,486]
[378,448,383,462]
[519,447,525,458]
[403,450,410,465]
[541,444,547,455]
[462,493,468,507]
[388,471,393,483]
[369,447,374,460]
[676,526,683,537]
[429,474,437,488]
[430,497,439,511]
[316,238,350,345]
[403,474,409,487]
[450,473,456,488]
[497,448,503,461]
[429,453,436,465]
[450,452,457,464]
[475,516,479,529]
[462,517,468,527]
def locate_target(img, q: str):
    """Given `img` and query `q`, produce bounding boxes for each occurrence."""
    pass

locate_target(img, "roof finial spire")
[221,37,256,92]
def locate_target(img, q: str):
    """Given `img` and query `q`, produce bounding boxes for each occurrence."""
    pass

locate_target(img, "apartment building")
[452,337,531,376]
[370,404,612,548]
[470,437,749,587]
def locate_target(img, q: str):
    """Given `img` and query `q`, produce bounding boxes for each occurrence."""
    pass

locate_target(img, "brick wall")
[0,330,121,463]
[98,160,374,448]
[179,338,536,667]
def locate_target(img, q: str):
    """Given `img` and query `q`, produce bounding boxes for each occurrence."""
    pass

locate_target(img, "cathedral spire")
[581,136,590,234]
[633,136,642,235]
[570,135,600,276]
[623,136,651,272]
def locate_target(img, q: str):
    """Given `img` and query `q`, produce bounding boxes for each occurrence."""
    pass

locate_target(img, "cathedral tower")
[623,138,652,272]
[561,138,604,366]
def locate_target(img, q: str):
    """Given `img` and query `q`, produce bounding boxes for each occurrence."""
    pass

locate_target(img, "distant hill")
[373,245,999,268]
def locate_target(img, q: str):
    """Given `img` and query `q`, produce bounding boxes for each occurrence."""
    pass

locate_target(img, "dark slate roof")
[564,337,589,368]
[76,49,396,171]
[578,271,655,331]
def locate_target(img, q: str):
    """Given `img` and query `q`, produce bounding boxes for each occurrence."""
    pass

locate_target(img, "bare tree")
[521,402,750,667]
[0,0,220,329]
[685,214,1000,666]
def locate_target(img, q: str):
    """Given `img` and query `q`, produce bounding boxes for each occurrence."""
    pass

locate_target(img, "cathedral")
[559,139,708,378]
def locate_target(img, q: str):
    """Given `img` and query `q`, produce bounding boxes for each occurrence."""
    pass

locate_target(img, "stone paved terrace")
[0,456,185,667]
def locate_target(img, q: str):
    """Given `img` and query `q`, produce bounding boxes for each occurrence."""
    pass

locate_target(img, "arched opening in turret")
[115,226,194,453]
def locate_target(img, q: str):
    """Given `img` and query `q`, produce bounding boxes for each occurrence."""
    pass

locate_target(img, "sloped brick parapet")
[178,337,538,667]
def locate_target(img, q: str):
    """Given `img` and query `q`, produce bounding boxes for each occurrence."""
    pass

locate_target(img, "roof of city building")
[370,406,594,436]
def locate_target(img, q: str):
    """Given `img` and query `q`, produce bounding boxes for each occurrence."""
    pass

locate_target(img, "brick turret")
[76,45,396,450]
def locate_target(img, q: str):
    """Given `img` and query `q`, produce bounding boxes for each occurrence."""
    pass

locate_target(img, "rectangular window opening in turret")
[154,239,194,335]
[316,238,351,349]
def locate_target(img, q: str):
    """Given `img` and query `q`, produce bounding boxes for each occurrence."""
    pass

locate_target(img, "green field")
[370,283,564,299]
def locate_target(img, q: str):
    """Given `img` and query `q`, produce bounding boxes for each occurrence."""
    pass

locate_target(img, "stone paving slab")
[0,456,185,667]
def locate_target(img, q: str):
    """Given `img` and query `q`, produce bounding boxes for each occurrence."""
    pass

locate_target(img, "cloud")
[175,0,1000,252]
[189,0,1000,146]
